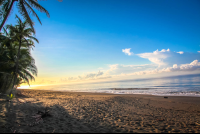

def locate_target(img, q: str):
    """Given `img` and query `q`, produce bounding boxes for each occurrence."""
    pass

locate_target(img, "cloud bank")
[38,48,200,84]
[58,70,111,83]
[61,49,200,82]
[127,60,200,76]
[105,64,158,75]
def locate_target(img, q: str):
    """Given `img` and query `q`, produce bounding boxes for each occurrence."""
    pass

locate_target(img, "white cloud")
[137,49,200,67]
[137,49,171,66]
[159,60,200,73]
[179,60,200,71]
[177,51,184,54]
[122,48,134,56]
[198,51,200,53]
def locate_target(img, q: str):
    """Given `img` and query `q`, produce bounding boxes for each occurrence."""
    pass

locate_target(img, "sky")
[5,0,200,86]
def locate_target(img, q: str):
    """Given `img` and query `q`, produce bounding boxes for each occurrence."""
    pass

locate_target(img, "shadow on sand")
[0,93,127,133]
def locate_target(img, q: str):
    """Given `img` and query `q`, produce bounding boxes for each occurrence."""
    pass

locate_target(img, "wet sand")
[1,89,200,133]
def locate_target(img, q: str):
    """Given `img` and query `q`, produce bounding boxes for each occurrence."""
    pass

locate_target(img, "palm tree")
[2,15,38,94]
[0,41,37,93]
[0,0,50,31]
[0,24,37,94]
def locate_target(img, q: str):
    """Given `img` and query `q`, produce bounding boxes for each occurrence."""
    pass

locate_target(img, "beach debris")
[30,109,52,127]
[33,109,52,119]
[164,97,168,99]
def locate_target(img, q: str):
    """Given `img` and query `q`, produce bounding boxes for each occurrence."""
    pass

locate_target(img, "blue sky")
[5,0,200,85]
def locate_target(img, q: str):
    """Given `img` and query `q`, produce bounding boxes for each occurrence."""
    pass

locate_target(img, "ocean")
[20,73,200,97]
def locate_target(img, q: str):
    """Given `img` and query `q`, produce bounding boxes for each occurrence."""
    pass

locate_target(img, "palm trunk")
[1,75,9,93]
[6,75,14,93]
[0,0,17,31]
[10,37,21,95]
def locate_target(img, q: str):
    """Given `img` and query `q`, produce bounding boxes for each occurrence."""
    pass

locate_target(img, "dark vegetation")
[0,0,53,95]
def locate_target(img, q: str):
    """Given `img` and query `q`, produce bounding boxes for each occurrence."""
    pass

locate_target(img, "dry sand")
[1,89,200,133]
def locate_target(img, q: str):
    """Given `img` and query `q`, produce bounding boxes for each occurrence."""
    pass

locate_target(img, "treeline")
[0,0,51,95]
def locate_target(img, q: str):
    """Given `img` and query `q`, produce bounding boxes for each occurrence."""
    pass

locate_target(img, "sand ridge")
[0,89,200,133]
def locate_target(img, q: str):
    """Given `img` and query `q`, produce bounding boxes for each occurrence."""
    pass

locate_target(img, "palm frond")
[17,1,35,33]
[15,14,23,26]
[26,35,38,43]
[24,0,42,24]
[17,71,30,85]
[26,0,50,18]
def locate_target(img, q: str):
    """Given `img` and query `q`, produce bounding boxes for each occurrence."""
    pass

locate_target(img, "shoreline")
[1,89,200,133]
[20,89,200,105]
[17,87,200,98]
[18,88,200,98]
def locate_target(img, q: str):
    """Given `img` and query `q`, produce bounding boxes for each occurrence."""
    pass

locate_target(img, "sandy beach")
[1,89,200,133]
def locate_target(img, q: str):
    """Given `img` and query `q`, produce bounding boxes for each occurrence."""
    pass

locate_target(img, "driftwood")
[37,109,52,118]
[32,109,52,120]
[30,109,52,126]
